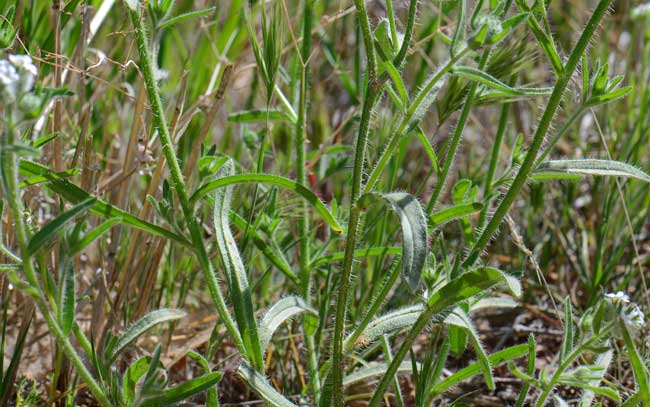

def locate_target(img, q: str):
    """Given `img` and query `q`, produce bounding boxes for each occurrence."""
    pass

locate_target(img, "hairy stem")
[464,0,614,267]
[1,123,112,407]
[127,5,245,355]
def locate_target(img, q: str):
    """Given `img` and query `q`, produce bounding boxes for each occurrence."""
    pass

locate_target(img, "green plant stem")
[478,76,514,228]
[127,5,245,355]
[534,321,616,406]
[328,1,381,404]
[296,0,321,400]
[364,51,468,194]
[463,0,614,268]
[426,50,490,214]
[393,0,418,67]
[1,125,113,407]
[534,106,586,165]
[330,87,379,407]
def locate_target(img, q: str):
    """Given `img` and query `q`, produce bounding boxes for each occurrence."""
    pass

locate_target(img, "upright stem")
[426,50,490,214]
[328,1,380,405]
[127,5,245,354]
[330,87,378,407]
[296,0,321,400]
[478,78,513,229]
[1,124,112,407]
[463,0,614,267]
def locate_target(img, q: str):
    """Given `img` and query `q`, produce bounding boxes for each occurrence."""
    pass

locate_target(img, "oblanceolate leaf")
[258,296,317,351]
[213,160,264,369]
[537,159,650,183]
[358,192,428,291]
[111,308,186,361]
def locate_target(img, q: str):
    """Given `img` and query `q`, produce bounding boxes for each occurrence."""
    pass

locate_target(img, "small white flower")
[605,291,630,304]
[8,54,37,93]
[0,59,20,102]
[631,3,650,20]
[624,305,645,330]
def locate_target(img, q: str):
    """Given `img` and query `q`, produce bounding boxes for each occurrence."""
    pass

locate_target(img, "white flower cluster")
[632,3,650,20]
[605,291,645,330]
[0,54,38,104]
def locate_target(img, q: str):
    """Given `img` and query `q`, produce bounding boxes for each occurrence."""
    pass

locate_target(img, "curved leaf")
[19,160,192,247]
[28,198,96,255]
[259,296,317,351]
[537,159,650,182]
[343,362,415,387]
[452,66,553,97]
[213,160,264,369]
[110,308,186,361]
[359,192,428,291]
[191,173,342,233]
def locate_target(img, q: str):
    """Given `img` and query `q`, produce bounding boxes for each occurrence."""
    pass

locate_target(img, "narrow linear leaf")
[19,160,192,247]
[20,168,79,187]
[359,192,428,291]
[213,160,264,369]
[60,264,75,335]
[111,308,186,361]
[430,344,528,396]
[141,372,223,407]
[430,202,483,228]
[69,218,121,255]
[27,198,96,255]
[343,362,415,387]
[231,212,298,284]
[537,159,650,182]
[228,109,291,124]
[192,173,342,233]
[157,7,216,30]
[309,246,401,270]
[452,66,552,96]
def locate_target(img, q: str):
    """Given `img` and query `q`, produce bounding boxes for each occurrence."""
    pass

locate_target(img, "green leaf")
[59,264,75,335]
[123,357,151,406]
[537,159,650,182]
[20,168,79,188]
[68,218,120,255]
[620,322,650,404]
[452,66,553,97]
[27,198,96,255]
[228,109,292,124]
[141,372,223,407]
[451,0,467,56]
[157,7,216,30]
[213,160,264,369]
[192,173,342,233]
[230,212,298,285]
[19,160,192,247]
[258,296,317,351]
[358,192,428,291]
[526,15,563,75]
[308,247,401,270]
[187,351,219,407]
[110,308,186,361]
[430,344,528,397]
[238,360,299,407]
[586,86,632,107]
[445,308,494,389]
[348,305,423,349]
[560,297,574,363]
[430,202,483,228]
[343,362,415,387]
